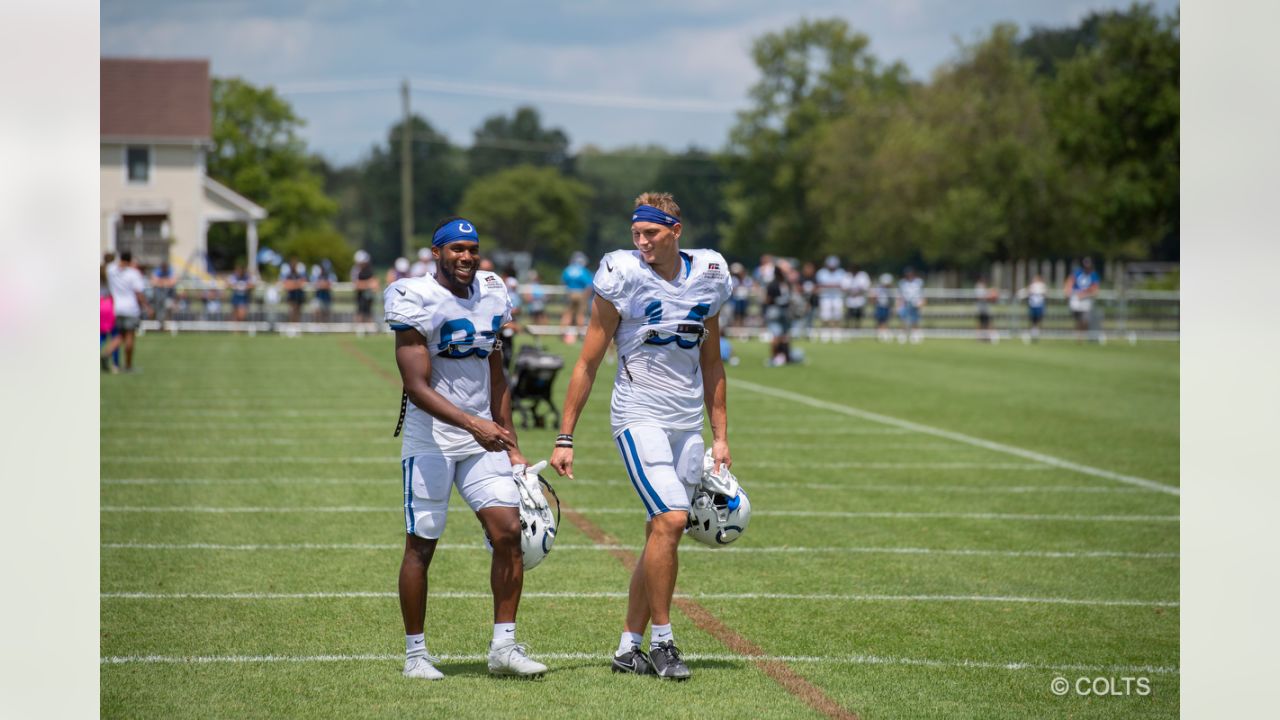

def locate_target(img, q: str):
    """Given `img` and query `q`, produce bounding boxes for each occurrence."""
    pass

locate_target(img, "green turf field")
[101,334,1178,719]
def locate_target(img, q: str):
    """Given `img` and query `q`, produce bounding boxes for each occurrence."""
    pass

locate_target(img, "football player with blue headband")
[551,192,734,681]
[384,216,550,680]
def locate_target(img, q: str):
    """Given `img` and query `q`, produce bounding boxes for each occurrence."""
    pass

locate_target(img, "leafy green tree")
[652,148,731,252]
[457,165,592,259]
[725,18,910,260]
[811,24,1082,270]
[324,115,467,265]
[468,106,571,178]
[276,226,354,278]
[207,78,337,248]
[574,145,670,259]
[1043,3,1179,260]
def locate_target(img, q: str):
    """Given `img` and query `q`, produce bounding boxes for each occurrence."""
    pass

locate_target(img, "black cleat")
[649,641,691,681]
[611,645,653,675]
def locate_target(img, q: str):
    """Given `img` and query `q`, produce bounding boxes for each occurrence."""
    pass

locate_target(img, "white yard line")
[99,506,1178,522]
[102,478,390,486]
[101,456,1055,469]
[573,459,1055,470]
[100,590,1177,607]
[100,477,1147,494]
[101,541,1178,559]
[98,651,1179,675]
[732,379,1180,496]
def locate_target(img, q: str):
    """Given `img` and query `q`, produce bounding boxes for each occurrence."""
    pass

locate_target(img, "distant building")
[100,57,266,275]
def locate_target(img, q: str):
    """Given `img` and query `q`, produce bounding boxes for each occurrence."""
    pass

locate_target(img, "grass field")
[101,333,1179,719]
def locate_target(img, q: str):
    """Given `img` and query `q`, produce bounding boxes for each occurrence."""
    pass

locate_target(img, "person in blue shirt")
[1064,257,1100,341]
[150,261,177,327]
[229,263,254,322]
[560,251,592,344]
[310,259,337,322]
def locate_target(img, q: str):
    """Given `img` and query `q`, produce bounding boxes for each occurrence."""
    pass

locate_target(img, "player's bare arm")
[699,312,731,473]
[550,295,621,478]
[394,329,515,452]
[488,348,527,467]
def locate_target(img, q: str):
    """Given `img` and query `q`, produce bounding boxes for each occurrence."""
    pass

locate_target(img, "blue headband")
[631,205,680,227]
[433,219,480,247]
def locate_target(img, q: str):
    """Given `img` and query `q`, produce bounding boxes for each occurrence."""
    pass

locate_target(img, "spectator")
[410,247,434,278]
[229,263,254,322]
[873,273,894,342]
[280,256,308,323]
[560,251,592,344]
[352,250,379,323]
[503,267,522,318]
[753,253,776,285]
[974,277,999,343]
[844,263,871,331]
[1065,257,1100,342]
[522,270,547,326]
[763,260,794,366]
[794,262,818,339]
[386,256,411,286]
[101,253,121,368]
[100,265,120,373]
[203,283,223,319]
[814,255,846,336]
[105,250,151,372]
[1017,273,1048,343]
[728,262,752,327]
[311,259,336,322]
[150,260,177,328]
[897,267,925,344]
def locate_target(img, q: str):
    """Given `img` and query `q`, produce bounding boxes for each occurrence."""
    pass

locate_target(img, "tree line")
[206,3,1177,279]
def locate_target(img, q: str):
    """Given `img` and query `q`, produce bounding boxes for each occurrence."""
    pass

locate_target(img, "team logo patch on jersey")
[704,262,725,279]
[708,263,720,271]
[484,276,504,289]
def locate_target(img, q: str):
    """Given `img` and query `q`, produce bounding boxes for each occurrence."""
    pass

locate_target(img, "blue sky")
[102,0,1179,165]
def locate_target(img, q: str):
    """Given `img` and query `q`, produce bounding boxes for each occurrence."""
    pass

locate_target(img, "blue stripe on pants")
[616,435,656,517]
[623,429,670,515]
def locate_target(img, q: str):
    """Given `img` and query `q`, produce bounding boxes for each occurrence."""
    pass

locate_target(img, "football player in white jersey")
[550,193,733,681]
[384,217,547,681]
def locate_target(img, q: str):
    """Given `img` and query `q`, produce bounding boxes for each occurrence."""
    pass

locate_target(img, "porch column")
[247,220,260,280]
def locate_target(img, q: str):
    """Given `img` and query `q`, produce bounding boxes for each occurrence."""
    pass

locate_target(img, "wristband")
[555,433,573,449]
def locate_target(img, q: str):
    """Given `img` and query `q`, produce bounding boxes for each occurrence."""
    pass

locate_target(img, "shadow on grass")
[433,658,746,677]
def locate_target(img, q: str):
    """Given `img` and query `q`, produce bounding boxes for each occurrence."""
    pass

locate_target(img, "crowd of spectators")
[98,248,1104,352]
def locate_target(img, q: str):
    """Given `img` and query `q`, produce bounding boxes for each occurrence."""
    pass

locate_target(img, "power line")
[274,75,741,114]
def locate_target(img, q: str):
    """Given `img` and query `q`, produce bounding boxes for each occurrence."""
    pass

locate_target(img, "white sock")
[650,623,673,649]
[616,631,644,656]
[493,622,516,644]
[406,633,426,658]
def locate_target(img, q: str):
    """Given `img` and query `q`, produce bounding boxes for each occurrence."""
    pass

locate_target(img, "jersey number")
[643,301,710,349]
[438,315,502,358]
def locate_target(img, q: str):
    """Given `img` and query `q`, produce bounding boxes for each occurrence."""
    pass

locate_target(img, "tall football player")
[385,217,547,680]
[550,193,733,681]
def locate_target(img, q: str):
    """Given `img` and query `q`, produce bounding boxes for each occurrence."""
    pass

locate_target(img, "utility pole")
[400,78,414,259]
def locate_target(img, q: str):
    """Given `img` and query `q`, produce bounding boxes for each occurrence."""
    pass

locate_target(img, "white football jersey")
[593,248,733,436]
[844,270,871,308]
[814,267,847,299]
[898,277,925,307]
[1027,280,1047,308]
[384,271,513,458]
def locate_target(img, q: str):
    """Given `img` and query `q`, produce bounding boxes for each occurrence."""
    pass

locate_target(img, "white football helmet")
[686,450,751,547]
[485,461,560,570]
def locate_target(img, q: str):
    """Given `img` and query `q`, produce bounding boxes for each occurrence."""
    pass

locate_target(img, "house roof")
[101,58,211,142]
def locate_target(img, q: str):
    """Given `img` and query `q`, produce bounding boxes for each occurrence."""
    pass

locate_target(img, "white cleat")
[403,654,444,680]
[488,639,548,678]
